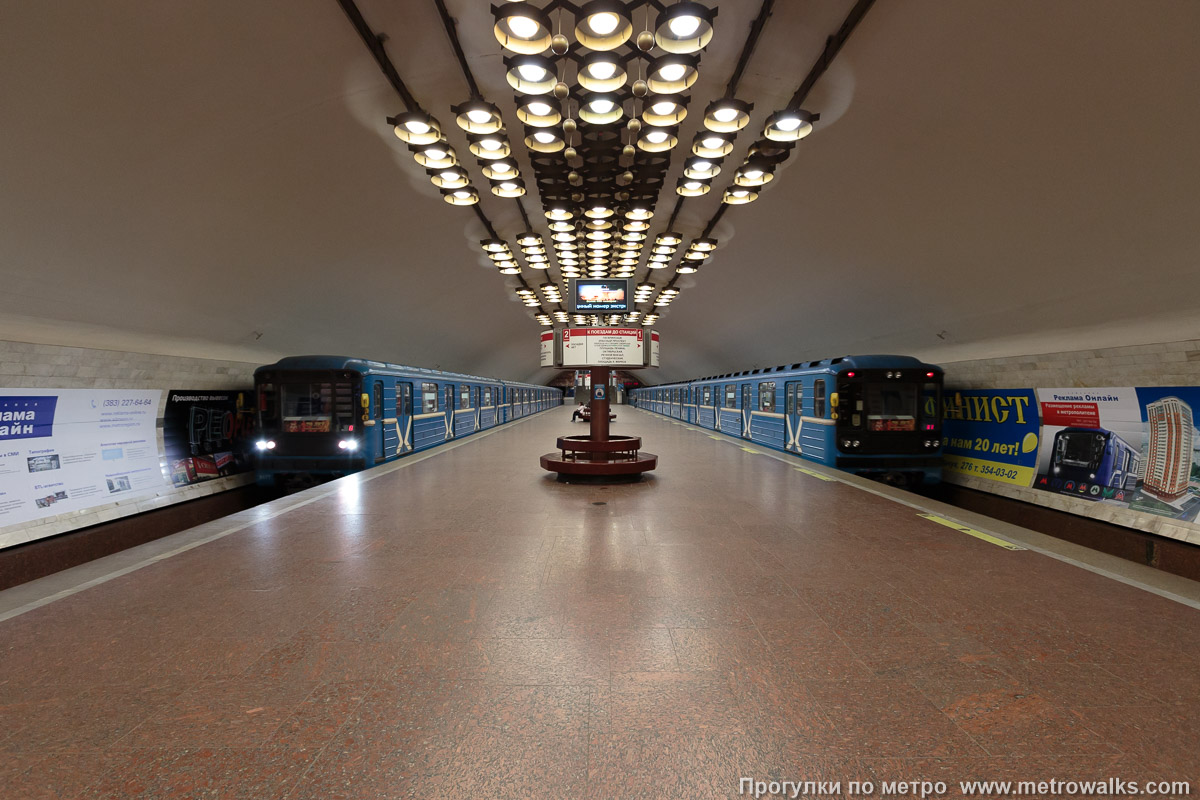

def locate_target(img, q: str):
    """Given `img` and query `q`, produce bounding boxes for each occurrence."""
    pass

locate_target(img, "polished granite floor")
[1,408,1197,799]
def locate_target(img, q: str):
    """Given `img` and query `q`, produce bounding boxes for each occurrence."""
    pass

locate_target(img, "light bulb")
[775,115,802,131]
[517,63,548,82]
[479,138,503,151]
[743,169,763,179]
[645,130,669,143]
[467,109,493,124]
[404,120,431,134]
[713,106,739,122]
[684,181,701,190]
[587,61,618,80]
[440,170,460,180]
[454,190,472,199]
[692,160,711,171]
[657,63,687,82]
[526,101,553,116]
[651,101,676,115]
[500,182,518,191]
[425,147,446,160]
[589,99,616,114]
[491,161,513,174]
[667,15,701,37]
[508,15,540,38]
[533,131,556,143]
[702,136,724,149]
[588,12,620,34]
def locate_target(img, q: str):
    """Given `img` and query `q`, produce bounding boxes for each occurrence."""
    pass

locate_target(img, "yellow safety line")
[741,447,760,454]
[918,513,1026,550]
[794,466,836,482]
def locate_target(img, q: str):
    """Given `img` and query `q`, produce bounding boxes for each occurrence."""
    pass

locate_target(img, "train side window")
[484,386,492,406]
[460,385,471,409]
[422,382,438,413]
[814,380,827,418]
[725,384,736,408]
[759,382,776,412]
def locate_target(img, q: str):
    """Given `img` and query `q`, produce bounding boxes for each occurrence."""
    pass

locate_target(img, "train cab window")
[814,380,827,418]
[281,382,335,433]
[724,384,736,408]
[373,383,384,420]
[460,385,471,409]
[422,383,438,413]
[759,382,776,412]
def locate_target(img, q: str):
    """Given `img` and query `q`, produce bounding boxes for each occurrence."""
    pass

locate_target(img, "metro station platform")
[2,408,1197,799]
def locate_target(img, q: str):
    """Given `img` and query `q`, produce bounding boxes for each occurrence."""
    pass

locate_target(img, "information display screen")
[570,279,629,312]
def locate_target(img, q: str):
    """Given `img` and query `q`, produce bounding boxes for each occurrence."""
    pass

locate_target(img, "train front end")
[831,358,944,485]
[253,364,366,486]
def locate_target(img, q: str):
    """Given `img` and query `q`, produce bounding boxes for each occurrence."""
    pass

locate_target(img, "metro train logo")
[0,396,58,441]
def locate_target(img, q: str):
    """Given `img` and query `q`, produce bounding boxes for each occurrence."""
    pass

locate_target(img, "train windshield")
[281,382,334,433]
[1057,431,1106,468]
[864,384,920,432]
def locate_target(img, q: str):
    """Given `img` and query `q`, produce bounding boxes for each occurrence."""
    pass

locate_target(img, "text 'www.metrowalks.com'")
[739,777,1192,798]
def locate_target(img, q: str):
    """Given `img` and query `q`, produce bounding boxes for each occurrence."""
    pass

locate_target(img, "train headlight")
[1089,472,1095,480]
[255,440,275,451]
[338,439,359,451]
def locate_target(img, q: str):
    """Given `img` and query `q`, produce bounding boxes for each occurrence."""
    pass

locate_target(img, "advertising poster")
[539,331,555,367]
[1127,387,1200,521]
[1033,388,1143,504]
[0,389,166,528]
[162,390,256,487]
[941,389,1040,486]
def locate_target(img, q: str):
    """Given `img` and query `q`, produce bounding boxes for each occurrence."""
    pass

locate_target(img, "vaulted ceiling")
[1,1,1198,385]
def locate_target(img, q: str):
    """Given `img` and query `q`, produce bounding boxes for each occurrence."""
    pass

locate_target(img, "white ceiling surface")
[1,2,1198,385]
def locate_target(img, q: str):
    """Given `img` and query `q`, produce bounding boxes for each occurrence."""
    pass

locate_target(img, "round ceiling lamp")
[702,98,753,132]
[578,93,625,125]
[722,187,758,205]
[493,3,553,54]
[524,129,565,153]
[691,237,718,252]
[675,177,710,197]
[683,157,720,179]
[636,126,678,153]
[733,158,775,187]
[653,2,716,54]
[764,109,818,142]
[411,142,457,169]
[453,100,504,134]
[642,95,688,126]
[647,54,700,94]
[504,55,558,94]
[441,187,479,206]
[429,167,470,190]
[516,98,562,128]
[691,131,735,158]
[546,207,575,221]
[574,1,634,52]
[468,133,512,159]
[577,54,628,92]
[481,159,519,180]
[491,179,527,197]
[388,112,442,145]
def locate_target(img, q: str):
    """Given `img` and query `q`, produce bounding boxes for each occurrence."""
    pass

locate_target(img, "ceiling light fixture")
[702,98,753,132]
[578,93,625,125]
[642,95,688,126]
[647,54,700,94]
[388,112,442,145]
[493,3,553,54]
[517,97,562,127]
[577,54,628,92]
[504,54,558,94]
[653,2,716,54]
[574,1,633,51]
[441,187,479,206]
[764,108,819,142]
[453,100,504,134]
[691,131,735,158]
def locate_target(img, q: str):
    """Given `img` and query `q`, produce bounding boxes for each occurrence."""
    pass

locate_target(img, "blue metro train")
[631,355,944,485]
[1048,426,1141,495]
[253,356,559,485]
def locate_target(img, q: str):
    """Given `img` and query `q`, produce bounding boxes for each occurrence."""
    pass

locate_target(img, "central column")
[590,366,610,444]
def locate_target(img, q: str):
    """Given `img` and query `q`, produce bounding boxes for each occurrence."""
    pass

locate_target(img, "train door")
[444,384,455,440]
[372,381,385,462]
[741,384,751,439]
[785,382,801,452]
[397,382,413,454]
[474,386,482,430]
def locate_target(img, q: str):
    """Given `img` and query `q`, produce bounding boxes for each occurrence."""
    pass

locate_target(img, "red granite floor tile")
[593,671,748,735]
[474,589,566,639]
[475,636,610,686]
[938,688,1115,756]
[85,747,318,800]
[114,677,318,749]
[264,680,373,749]
[239,636,411,683]
[0,748,117,800]
[586,729,765,800]
[2,685,180,752]
[379,588,492,641]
